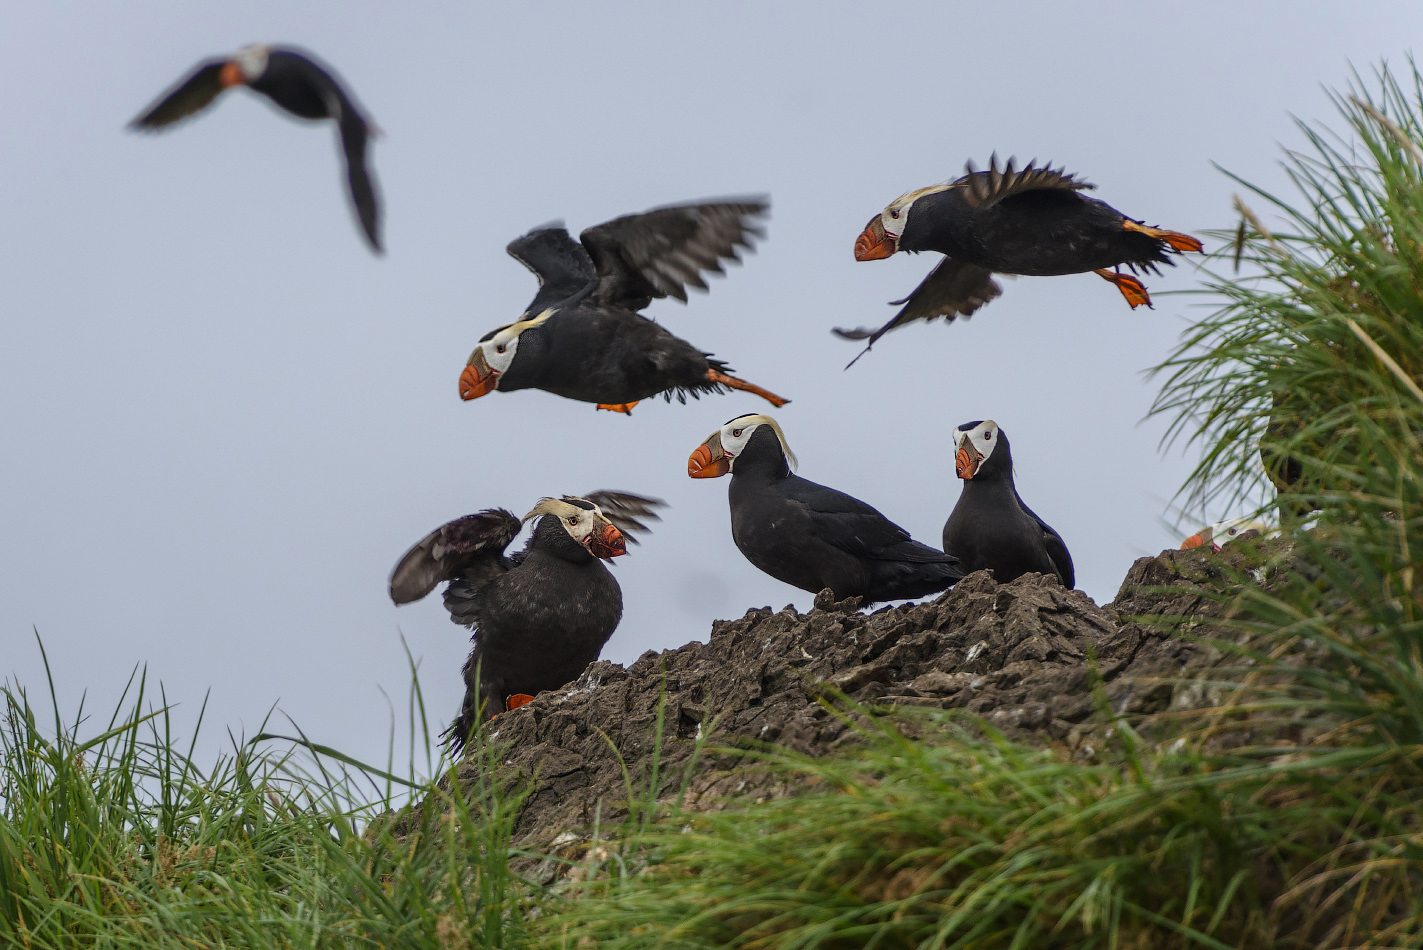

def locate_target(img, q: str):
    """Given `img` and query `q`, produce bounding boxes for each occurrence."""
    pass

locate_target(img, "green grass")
[6,61,1423,950]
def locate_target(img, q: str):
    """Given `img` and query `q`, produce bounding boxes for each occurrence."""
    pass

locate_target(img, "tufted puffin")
[389,491,663,750]
[688,414,962,604]
[941,420,1074,588]
[130,45,382,253]
[835,156,1202,356]
[460,200,789,414]
[1180,519,1272,552]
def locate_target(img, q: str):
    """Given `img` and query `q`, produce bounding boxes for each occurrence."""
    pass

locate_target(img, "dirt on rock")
[454,543,1277,854]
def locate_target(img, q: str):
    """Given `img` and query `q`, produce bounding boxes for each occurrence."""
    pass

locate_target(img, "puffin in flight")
[835,156,1203,356]
[460,199,789,414]
[688,414,962,604]
[941,420,1074,588]
[389,491,663,749]
[130,45,383,253]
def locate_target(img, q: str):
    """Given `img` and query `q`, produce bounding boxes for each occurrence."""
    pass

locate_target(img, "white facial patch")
[881,183,952,239]
[234,44,271,82]
[952,419,999,465]
[719,413,797,471]
[473,308,556,376]
[559,508,596,543]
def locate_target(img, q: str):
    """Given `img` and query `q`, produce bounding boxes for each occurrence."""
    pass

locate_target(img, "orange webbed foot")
[1123,219,1204,253]
[596,401,640,414]
[706,369,791,407]
[1094,269,1153,309]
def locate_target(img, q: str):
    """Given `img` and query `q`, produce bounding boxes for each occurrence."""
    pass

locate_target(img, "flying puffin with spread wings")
[460,199,789,414]
[389,491,663,750]
[835,156,1202,357]
[129,44,383,253]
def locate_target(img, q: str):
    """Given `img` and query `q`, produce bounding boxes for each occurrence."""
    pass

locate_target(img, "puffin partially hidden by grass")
[688,414,962,604]
[835,156,1203,357]
[460,200,789,414]
[130,45,382,253]
[941,420,1074,587]
[389,491,663,750]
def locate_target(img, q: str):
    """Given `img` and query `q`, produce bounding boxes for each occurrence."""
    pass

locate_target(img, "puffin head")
[459,308,554,400]
[952,419,1008,480]
[1181,519,1272,553]
[522,496,627,559]
[688,413,797,478]
[220,44,271,88]
[854,183,952,261]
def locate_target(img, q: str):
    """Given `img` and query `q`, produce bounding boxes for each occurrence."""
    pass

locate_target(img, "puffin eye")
[496,343,507,353]
[567,517,578,526]
[889,208,900,219]
[732,428,744,437]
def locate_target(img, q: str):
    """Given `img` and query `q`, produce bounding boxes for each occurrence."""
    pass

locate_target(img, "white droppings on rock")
[966,640,987,662]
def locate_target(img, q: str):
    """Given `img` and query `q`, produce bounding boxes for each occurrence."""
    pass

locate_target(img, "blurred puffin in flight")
[836,156,1202,357]
[130,44,383,253]
[941,420,1074,587]
[688,414,962,604]
[389,491,663,750]
[460,199,789,414]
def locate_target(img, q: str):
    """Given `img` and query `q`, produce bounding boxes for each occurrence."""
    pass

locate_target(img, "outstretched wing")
[833,257,1001,354]
[388,508,521,606]
[507,227,598,315]
[1014,490,1075,588]
[580,198,767,311]
[337,110,382,252]
[582,491,666,545]
[953,155,1094,210]
[128,59,230,130]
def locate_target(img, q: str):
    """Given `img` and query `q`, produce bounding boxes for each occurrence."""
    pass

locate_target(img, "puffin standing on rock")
[941,420,1074,587]
[688,414,963,604]
[835,156,1203,355]
[389,492,663,750]
[130,45,383,252]
[460,200,790,414]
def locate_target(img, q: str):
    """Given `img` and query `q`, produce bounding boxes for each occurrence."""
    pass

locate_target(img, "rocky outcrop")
[455,543,1276,854]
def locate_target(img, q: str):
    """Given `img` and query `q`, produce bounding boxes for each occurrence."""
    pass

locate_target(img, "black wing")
[583,491,666,545]
[789,477,954,564]
[833,257,1001,354]
[128,59,230,130]
[507,227,598,315]
[954,155,1094,210]
[337,110,382,252]
[580,198,768,311]
[388,509,521,607]
[1014,490,1075,588]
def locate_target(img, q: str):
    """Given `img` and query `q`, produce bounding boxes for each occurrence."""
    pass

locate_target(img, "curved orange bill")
[688,433,731,478]
[854,215,895,261]
[219,61,246,88]
[588,522,627,559]
[955,442,982,479]
[459,350,497,400]
[504,693,535,711]
[1180,530,1217,551]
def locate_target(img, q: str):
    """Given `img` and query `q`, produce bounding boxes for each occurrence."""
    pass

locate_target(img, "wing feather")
[955,154,1094,211]
[833,257,1002,352]
[582,491,666,545]
[388,509,521,606]
[128,60,229,130]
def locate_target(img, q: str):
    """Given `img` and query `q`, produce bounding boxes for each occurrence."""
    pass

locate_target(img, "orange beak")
[955,441,982,480]
[218,61,246,88]
[587,522,627,559]
[459,349,498,400]
[854,215,896,261]
[688,432,731,478]
[1180,530,1217,552]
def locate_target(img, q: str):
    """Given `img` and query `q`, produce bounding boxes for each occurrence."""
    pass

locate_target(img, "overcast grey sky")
[2,1,1416,774]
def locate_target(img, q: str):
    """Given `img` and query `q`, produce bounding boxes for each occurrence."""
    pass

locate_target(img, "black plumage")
[460,200,789,413]
[389,492,662,750]
[688,415,962,604]
[836,156,1202,353]
[941,420,1074,588]
[130,45,382,252]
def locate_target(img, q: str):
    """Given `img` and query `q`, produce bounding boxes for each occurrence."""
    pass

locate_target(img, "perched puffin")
[460,200,789,414]
[941,420,1074,588]
[389,491,663,749]
[835,156,1203,354]
[130,45,382,253]
[1180,519,1272,552]
[688,414,962,604]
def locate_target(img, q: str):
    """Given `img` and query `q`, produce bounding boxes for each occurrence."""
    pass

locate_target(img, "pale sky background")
[2,2,1417,776]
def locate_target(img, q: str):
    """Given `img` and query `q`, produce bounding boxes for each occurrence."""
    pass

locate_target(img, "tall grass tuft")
[537,63,1423,949]
[0,638,540,949]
